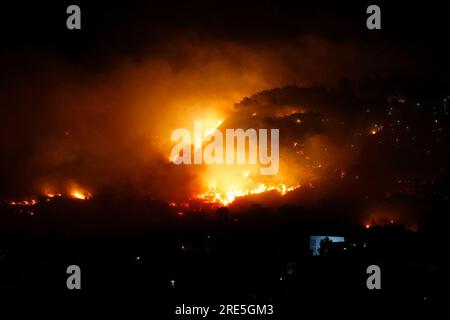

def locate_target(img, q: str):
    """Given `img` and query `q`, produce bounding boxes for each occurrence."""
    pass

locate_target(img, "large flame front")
[168,116,303,206]
[197,181,300,206]
[195,167,300,206]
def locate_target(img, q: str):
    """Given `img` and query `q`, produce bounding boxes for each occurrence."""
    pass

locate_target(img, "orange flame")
[197,183,300,206]
[196,168,300,206]
[8,199,37,206]
[70,189,92,200]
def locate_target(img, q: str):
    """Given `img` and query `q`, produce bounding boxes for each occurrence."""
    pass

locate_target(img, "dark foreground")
[0,200,449,317]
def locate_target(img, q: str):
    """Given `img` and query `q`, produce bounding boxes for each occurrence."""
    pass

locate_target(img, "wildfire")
[198,119,224,148]
[169,118,223,163]
[46,193,62,198]
[197,182,300,206]
[70,189,92,200]
[168,111,313,206]
[6,184,92,209]
[8,199,38,206]
[196,168,300,206]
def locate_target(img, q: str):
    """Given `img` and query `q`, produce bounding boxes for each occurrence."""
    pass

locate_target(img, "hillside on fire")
[1,82,449,234]
[1,0,450,313]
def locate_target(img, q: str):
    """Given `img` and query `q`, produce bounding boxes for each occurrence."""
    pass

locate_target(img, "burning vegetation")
[0,34,449,231]
[6,183,92,209]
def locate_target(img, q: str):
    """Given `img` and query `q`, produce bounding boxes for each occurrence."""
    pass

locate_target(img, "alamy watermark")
[170,121,279,175]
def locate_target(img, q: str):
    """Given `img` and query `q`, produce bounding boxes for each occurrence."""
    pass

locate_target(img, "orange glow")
[274,106,303,117]
[168,116,302,205]
[196,168,300,206]
[70,190,91,200]
[8,199,37,206]
[169,118,224,163]
[197,183,300,206]
[369,125,383,135]
[41,183,92,201]
[46,193,62,198]
[7,184,92,207]
[68,183,92,200]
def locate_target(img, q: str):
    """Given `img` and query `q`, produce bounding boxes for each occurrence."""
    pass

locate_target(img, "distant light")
[365,224,370,229]
[136,256,141,261]
[170,280,176,288]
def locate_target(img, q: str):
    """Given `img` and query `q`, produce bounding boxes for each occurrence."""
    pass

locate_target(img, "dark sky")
[1,1,449,74]
[0,1,448,98]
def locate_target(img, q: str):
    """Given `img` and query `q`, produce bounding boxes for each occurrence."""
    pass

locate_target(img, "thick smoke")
[0,35,412,200]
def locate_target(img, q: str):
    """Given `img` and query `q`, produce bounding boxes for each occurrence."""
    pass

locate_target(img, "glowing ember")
[8,199,38,206]
[46,193,62,198]
[6,186,92,208]
[369,124,383,135]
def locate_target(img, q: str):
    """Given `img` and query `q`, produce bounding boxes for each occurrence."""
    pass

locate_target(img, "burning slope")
[168,108,307,206]
[167,88,340,206]
[197,183,300,206]
[6,182,92,208]
[0,30,410,204]
[196,167,301,206]
[3,82,358,210]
